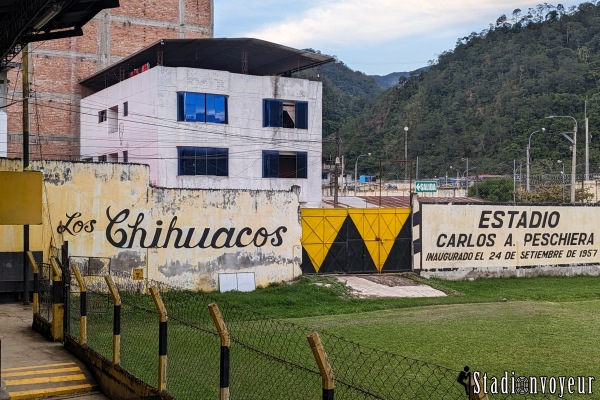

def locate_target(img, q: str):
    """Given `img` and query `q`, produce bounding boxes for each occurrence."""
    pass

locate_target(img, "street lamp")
[403,126,409,180]
[461,167,476,196]
[354,153,371,191]
[558,160,565,202]
[546,115,577,203]
[526,128,545,192]
[461,157,469,190]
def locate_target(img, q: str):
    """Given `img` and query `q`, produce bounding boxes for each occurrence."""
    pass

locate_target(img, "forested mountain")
[370,72,413,89]
[295,55,383,141]
[309,2,600,179]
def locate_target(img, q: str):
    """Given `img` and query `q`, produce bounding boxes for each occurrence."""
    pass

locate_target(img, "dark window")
[263,99,308,129]
[98,110,107,123]
[177,92,227,124]
[178,147,228,176]
[123,101,128,116]
[98,155,107,162]
[123,151,128,163]
[262,151,307,178]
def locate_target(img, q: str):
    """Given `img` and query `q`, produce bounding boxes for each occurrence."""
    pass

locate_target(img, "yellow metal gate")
[301,208,412,273]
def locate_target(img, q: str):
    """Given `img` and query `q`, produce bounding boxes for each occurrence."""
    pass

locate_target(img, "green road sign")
[415,181,437,193]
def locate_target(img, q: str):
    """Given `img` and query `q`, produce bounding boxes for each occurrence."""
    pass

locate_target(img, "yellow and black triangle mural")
[301,208,412,273]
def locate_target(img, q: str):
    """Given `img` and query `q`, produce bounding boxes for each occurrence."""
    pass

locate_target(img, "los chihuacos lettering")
[105,207,287,249]
[56,207,288,250]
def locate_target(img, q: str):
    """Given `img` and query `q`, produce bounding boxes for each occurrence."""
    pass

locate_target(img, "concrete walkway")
[332,275,447,298]
[0,303,109,400]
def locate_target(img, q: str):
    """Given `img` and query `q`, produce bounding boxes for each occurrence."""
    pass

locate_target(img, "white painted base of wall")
[417,264,600,280]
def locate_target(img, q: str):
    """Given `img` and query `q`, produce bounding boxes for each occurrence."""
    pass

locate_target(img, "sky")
[214,0,583,76]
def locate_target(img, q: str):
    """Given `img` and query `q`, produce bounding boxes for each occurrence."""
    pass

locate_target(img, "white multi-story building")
[79,38,332,207]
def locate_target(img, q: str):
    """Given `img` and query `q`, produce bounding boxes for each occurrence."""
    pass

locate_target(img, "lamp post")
[461,157,469,190]
[558,160,565,202]
[403,126,409,180]
[354,153,371,191]
[461,168,475,196]
[526,128,545,192]
[546,115,577,203]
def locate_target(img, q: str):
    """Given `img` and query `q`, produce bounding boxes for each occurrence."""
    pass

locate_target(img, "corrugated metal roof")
[79,38,335,92]
[321,196,488,208]
[0,0,119,66]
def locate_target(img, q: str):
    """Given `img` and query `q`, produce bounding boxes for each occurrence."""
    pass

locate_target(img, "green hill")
[370,71,415,89]
[295,54,383,137]
[313,2,600,180]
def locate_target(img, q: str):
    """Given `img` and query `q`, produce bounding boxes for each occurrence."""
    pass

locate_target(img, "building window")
[262,151,307,178]
[123,151,128,162]
[177,92,227,124]
[262,99,308,129]
[108,106,118,133]
[123,101,128,116]
[98,110,107,123]
[98,155,107,162]
[178,147,228,176]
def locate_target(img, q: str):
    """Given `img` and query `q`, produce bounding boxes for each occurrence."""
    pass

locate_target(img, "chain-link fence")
[513,172,599,203]
[65,266,567,399]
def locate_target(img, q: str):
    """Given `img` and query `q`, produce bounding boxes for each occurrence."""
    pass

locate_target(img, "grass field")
[209,274,600,398]
[74,274,600,398]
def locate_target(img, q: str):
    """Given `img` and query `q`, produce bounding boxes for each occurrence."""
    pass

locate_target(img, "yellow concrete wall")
[0,158,302,291]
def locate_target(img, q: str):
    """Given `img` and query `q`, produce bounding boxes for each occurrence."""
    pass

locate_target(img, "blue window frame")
[262,151,307,178]
[262,99,308,129]
[178,147,228,176]
[177,92,227,124]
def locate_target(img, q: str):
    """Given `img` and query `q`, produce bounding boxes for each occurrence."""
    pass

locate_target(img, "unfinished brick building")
[5,0,213,161]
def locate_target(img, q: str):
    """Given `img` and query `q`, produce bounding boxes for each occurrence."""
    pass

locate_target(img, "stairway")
[1,361,96,399]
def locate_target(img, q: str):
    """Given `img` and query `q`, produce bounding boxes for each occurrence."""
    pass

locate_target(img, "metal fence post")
[26,251,39,315]
[105,275,121,365]
[71,264,87,345]
[49,257,64,341]
[149,286,168,392]
[307,331,334,400]
[208,303,230,400]
[62,242,70,338]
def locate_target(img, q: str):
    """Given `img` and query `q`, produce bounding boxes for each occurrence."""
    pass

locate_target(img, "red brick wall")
[109,23,181,57]
[7,0,213,160]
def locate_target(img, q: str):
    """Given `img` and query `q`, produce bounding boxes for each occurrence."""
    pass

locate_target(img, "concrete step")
[2,361,96,399]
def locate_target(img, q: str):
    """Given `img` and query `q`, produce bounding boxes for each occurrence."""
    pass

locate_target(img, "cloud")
[244,0,562,49]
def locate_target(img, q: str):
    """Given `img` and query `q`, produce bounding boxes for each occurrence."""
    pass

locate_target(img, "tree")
[469,178,514,202]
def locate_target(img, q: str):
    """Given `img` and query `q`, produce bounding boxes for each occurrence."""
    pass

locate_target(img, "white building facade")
[80,39,330,207]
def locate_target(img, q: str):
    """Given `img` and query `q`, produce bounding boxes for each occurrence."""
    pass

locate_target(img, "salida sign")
[57,207,288,250]
[420,204,599,268]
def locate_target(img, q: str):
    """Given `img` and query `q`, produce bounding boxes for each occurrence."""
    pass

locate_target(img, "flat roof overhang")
[79,38,335,92]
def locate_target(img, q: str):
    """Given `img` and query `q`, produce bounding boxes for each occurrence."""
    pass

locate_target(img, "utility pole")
[585,99,589,181]
[513,159,516,202]
[22,44,30,305]
[333,135,340,207]
[341,155,345,195]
